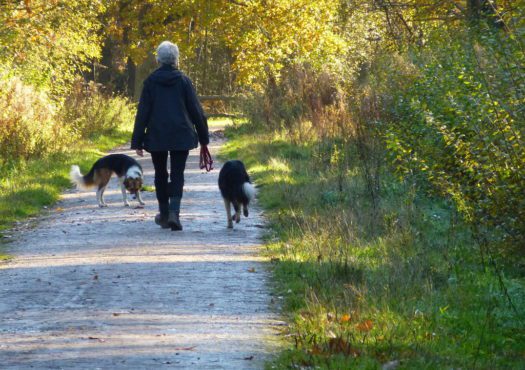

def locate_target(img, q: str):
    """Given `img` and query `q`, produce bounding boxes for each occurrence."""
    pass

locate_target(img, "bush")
[240,63,349,142]
[60,79,135,139]
[0,74,70,163]
[384,28,525,253]
[0,74,135,167]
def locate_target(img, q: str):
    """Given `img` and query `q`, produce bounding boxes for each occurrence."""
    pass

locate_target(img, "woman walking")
[131,41,209,230]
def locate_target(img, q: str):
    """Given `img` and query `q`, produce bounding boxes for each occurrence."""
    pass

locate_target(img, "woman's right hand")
[136,149,144,157]
[199,145,213,172]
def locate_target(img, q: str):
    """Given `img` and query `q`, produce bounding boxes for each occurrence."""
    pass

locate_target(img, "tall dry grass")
[0,75,70,163]
[60,79,134,139]
[0,75,134,167]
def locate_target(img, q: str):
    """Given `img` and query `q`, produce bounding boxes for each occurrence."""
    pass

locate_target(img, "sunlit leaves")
[385,27,525,250]
[0,0,105,94]
[218,0,346,90]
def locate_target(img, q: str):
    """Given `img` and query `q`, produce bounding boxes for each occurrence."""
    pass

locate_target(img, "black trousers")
[150,150,189,206]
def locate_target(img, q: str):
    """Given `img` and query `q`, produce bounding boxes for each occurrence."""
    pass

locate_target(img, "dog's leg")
[136,190,145,205]
[96,188,103,207]
[119,177,130,207]
[101,185,108,207]
[224,198,233,228]
[243,202,249,217]
[233,201,241,223]
[97,186,108,207]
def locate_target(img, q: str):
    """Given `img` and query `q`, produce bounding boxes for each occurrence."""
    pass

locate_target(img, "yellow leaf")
[340,314,351,323]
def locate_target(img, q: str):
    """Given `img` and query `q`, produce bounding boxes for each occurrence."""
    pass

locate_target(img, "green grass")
[221,122,525,369]
[0,128,132,259]
[141,184,155,193]
[207,117,237,129]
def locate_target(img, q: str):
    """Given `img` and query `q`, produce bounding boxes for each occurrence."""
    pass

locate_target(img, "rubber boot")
[155,203,169,229]
[168,197,182,231]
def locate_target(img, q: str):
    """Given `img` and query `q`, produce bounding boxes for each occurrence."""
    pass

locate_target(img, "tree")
[0,0,104,94]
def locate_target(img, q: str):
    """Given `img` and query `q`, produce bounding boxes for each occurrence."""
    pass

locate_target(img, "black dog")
[218,160,255,228]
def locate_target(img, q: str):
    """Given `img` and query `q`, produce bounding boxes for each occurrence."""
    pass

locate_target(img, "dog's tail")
[242,182,256,201]
[69,165,95,190]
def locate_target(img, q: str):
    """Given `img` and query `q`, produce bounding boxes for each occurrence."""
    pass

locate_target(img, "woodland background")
[1,1,524,368]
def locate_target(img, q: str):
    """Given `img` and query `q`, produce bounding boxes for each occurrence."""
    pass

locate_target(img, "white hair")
[156,41,179,66]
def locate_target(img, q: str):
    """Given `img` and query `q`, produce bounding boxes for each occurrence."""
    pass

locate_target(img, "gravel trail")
[0,132,279,369]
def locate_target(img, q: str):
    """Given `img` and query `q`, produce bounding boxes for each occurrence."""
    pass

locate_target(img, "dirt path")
[0,132,280,369]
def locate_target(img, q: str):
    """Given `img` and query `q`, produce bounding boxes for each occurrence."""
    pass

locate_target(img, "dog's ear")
[123,178,131,188]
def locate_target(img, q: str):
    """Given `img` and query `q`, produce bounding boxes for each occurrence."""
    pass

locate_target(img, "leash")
[199,145,214,172]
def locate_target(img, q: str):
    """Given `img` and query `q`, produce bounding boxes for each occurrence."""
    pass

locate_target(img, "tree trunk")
[126,57,136,98]
[467,0,504,28]
[98,36,114,87]
[467,0,483,21]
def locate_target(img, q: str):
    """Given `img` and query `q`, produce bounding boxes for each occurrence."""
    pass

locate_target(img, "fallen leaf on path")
[87,336,105,342]
[247,267,256,273]
[173,346,196,351]
[244,355,254,360]
[93,274,98,280]
[56,207,64,212]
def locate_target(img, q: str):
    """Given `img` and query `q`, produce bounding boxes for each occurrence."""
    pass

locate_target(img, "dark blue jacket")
[131,65,209,151]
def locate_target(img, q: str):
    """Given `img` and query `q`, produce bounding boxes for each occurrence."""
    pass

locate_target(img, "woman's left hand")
[136,149,144,157]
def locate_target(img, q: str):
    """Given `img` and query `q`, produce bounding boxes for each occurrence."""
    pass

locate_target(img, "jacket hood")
[149,65,184,86]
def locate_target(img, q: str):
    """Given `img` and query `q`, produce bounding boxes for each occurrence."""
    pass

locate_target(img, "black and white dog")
[70,154,145,207]
[218,160,256,228]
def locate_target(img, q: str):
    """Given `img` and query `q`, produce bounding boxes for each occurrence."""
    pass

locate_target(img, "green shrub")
[384,28,525,253]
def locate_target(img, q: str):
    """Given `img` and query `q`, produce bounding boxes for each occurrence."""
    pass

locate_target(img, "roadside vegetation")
[0,2,136,257]
[223,119,524,369]
[220,2,524,368]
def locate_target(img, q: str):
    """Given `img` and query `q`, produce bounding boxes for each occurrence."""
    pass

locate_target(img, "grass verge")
[0,128,132,259]
[221,122,525,369]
